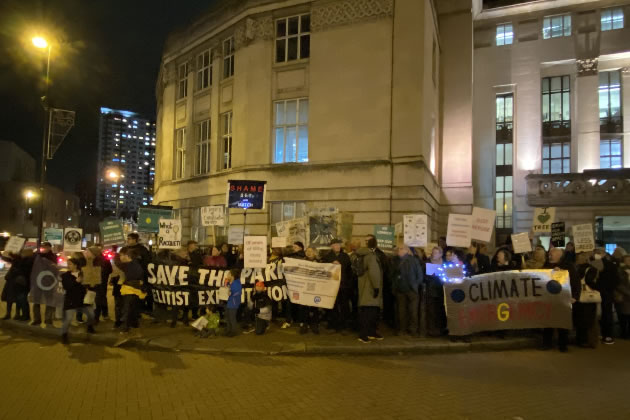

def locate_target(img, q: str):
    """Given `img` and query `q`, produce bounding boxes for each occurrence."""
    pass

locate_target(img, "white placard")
[403,214,428,247]
[244,236,268,268]
[275,217,307,245]
[157,219,182,249]
[200,206,225,227]
[426,263,441,276]
[446,214,472,248]
[471,207,496,243]
[283,257,342,309]
[572,224,595,253]
[511,232,532,254]
[532,207,556,233]
[4,237,26,254]
[63,228,83,252]
[271,236,287,248]
[228,226,246,245]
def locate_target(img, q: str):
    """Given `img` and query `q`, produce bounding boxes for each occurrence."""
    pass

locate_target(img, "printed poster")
[201,206,225,227]
[157,219,182,249]
[276,217,307,246]
[63,228,83,252]
[446,214,472,248]
[4,237,26,254]
[511,232,532,254]
[572,224,595,253]
[374,225,395,249]
[551,222,566,248]
[403,214,428,247]
[283,257,342,309]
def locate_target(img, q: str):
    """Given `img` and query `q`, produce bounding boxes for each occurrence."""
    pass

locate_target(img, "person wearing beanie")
[249,281,272,335]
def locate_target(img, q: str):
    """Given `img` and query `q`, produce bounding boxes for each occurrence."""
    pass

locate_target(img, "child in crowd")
[249,281,272,335]
[195,305,220,338]
[225,268,242,337]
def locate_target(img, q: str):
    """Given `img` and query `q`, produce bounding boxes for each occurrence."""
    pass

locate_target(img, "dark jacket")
[251,290,272,320]
[128,243,151,272]
[289,250,306,259]
[189,249,204,267]
[465,252,491,275]
[356,247,383,307]
[38,250,57,264]
[322,249,353,289]
[593,256,619,297]
[544,260,580,301]
[61,271,87,310]
[392,254,423,294]
[121,260,144,290]
[1,255,32,301]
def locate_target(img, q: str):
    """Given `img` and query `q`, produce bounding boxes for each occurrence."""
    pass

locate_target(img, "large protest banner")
[283,258,342,309]
[443,269,572,336]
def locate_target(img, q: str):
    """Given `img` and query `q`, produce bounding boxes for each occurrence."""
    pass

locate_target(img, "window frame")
[195,49,212,91]
[221,111,233,170]
[495,93,514,230]
[600,138,623,169]
[175,128,186,179]
[542,13,572,39]
[273,98,309,164]
[542,142,571,174]
[269,201,307,236]
[601,7,624,31]
[195,119,211,176]
[495,23,514,46]
[495,175,513,229]
[222,37,234,80]
[177,62,188,100]
[275,14,311,63]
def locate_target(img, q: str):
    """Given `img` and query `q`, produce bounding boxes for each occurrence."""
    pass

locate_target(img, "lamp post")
[33,36,52,249]
[23,189,35,236]
[107,169,121,218]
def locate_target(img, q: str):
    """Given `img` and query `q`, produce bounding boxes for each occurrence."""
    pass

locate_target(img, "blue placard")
[227,180,266,210]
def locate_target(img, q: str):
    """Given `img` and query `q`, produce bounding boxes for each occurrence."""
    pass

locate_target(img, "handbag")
[83,290,97,305]
[579,267,601,304]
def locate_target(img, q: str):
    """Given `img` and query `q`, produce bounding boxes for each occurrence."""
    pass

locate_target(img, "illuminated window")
[599,70,622,130]
[222,37,234,80]
[496,23,513,46]
[495,93,513,230]
[600,139,623,169]
[195,119,211,175]
[175,128,186,179]
[196,49,212,90]
[276,14,310,63]
[178,62,188,99]
[542,76,571,174]
[273,98,308,163]
[601,8,624,31]
[543,14,571,39]
[221,112,233,170]
[542,142,570,174]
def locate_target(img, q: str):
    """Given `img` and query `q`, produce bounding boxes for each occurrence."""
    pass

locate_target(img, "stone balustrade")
[526,169,630,207]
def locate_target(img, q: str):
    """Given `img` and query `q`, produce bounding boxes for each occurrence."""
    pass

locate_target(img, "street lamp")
[23,189,36,236]
[107,169,121,218]
[32,35,52,249]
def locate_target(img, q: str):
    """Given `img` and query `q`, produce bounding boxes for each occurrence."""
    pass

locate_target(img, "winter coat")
[128,243,151,273]
[392,254,423,294]
[189,249,204,267]
[61,271,87,310]
[321,250,353,289]
[356,247,383,307]
[465,253,491,275]
[227,279,242,309]
[591,257,619,298]
[2,255,32,302]
[250,290,272,321]
[615,264,630,315]
[120,260,145,298]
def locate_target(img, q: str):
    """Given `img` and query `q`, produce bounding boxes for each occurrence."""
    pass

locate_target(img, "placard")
[201,206,225,227]
[271,236,287,248]
[532,207,556,233]
[283,258,342,309]
[551,222,566,248]
[227,180,266,210]
[4,237,25,254]
[471,207,496,243]
[99,220,125,247]
[63,228,83,252]
[244,236,267,268]
[228,226,247,245]
[426,263,441,276]
[511,232,532,254]
[308,208,338,246]
[403,214,428,247]
[374,225,395,249]
[572,224,595,253]
[157,219,182,249]
[446,214,472,248]
[138,206,173,233]
[43,228,63,245]
[276,217,307,246]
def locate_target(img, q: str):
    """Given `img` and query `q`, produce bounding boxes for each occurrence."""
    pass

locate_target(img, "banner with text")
[471,207,496,243]
[99,220,126,247]
[283,257,342,309]
[532,207,556,233]
[227,180,266,210]
[158,219,182,249]
[201,206,225,227]
[446,214,472,248]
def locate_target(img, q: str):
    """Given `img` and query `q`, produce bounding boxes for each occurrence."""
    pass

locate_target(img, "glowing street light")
[106,169,122,218]
[32,36,48,49]
[107,170,120,180]
[24,190,35,199]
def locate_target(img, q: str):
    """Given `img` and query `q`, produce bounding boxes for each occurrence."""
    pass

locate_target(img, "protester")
[118,247,146,334]
[83,246,112,323]
[425,246,447,336]
[126,233,152,313]
[225,268,242,337]
[438,237,447,251]
[280,242,306,329]
[355,236,383,343]
[321,239,352,334]
[249,281,272,335]
[60,257,96,344]
[1,249,33,321]
[305,247,319,262]
[391,245,423,336]
[39,241,57,263]
[366,234,392,329]
[491,249,516,272]
[574,252,599,348]
[187,240,203,266]
[197,305,220,338]
[591,247,619,344]
[564,242,577,264]
[612,247,627,264]
[615,255,630,339]
[269,247,283,265]
[525,245,547,270]
[203,246,227,267]
[465,242,490,275]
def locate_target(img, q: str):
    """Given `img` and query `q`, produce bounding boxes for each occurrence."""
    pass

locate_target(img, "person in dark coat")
[84,246,112,323]
[356,236,383,343]
[574,252,599,348]
[1,250,33,320]
[280,241,305,329]
[563,242,577,264]
[491,249,516,272]
[367,234,393,329]
[38,242,57,263]
[321,239,353,333]
[187,240,204,267]
[60,257,96,344]
[591,247,620,344]
[249,281,272,335]
[615,255,630,339]
[117,247,145,333]
[391,245,423,336]
[425,246,446,336]
[126,233,152,313]
[465,242,491,275]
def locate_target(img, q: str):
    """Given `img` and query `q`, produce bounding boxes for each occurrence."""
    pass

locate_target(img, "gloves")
[373,288,379,298]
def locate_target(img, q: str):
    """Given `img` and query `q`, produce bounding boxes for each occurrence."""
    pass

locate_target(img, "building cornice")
[311,0,394,31]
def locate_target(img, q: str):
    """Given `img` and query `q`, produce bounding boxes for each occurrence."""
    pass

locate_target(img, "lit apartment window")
[542,76,571,174]
[221,112,233,170]
[601,8,624,31]
[178,62,188,99]
[600,139,623,169]
[273,98,308,163]
[496,23,513,46]
[175,128,186,179]
[276,14,311,63]
[543,14,571,39]
[196,49,212,91]
[195,120,210,175]
[600,71,623,168]
[223,37,234,79]
[495,94,513,229]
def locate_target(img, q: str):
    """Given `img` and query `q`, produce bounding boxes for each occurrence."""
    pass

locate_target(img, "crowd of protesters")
[2,231,630,352]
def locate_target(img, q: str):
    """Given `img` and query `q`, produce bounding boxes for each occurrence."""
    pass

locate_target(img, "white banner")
[471,207,496,243]
[511,232,532,254]
[157,219,182,249]
[403,214,428,247]
[201,206,225,227]
[532,207,556,233]
[244,236,267,268]
[572,224,595,253]
[63,228,83,252]
[446,214,472,248]
[283,257,342,309]
[4,237,25,254]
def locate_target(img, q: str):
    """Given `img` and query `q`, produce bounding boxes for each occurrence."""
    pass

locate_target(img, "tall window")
[195,120,210,175]
[600,139,623,169]
[542,76,571,174]
[178,63,188,99]
[601,8,624,31]
[496,94,513,229]
[275,14,311,63]
[175,128,186,179]
[270,202,307,236]
[221,112,233,170]
[543,14,571,39]
[196,49,212,91]
[273,98,308,163]
[223,37,234,79]
[496,23,513,46]
[600,71,623,168]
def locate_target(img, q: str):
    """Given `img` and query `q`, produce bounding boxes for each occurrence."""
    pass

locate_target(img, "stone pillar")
[575,58,600,172]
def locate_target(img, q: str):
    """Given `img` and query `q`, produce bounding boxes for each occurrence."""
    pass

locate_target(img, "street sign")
[99,219,126,247]
[138,206,173,233]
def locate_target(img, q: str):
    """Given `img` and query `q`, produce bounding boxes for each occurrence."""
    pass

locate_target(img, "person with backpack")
[355,236,383,343]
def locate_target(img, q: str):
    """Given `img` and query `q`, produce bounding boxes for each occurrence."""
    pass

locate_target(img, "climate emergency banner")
[283,258,342,309]
[443,269,572,336]
[146,261,288,307]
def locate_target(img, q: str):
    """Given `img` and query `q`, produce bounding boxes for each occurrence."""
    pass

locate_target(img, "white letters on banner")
[446,214,472,248]
[403,214,428,247]
[200,206,225,227]
[63,228,83,252]
[4,237,26,254]
[283,257,342,309]
[471,207,496,243]
[158,219,182,249]
[572,224,595,253]
[511,232,532,254]
[244,236,267,268]
[271,236,287,248]
[532,207,556,233]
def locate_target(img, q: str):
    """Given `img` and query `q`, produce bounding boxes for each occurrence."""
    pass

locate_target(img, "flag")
[29,255,64,307]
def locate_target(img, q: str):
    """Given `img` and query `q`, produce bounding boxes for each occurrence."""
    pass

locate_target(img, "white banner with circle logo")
[282,257,342,309]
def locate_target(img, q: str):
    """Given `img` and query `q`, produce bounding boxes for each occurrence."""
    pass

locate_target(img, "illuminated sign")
[226,180,266,210]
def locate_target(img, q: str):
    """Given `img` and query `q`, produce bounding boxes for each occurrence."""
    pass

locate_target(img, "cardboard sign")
[374,225,395,249]
[244,236,267,268]
[99,220,126,247]
[4,237,26,254]
[471,207,496,243]
[283,258,342,309]
[446,214,472,248]
[228,226,247,245]
[532,207,556,233]
[404,214,428,247]
[511,232,532,254]
[201,206,225,227]
[276,217,308,246]
[157,219,182,249]
[226,180,266,210]
[63,228,83,252]
[43,228,63,245]
[271,236,287,248]
[551,222,566,248]
[572,224,595,253]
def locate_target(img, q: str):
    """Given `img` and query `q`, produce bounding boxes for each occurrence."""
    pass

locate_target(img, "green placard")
[138,207,173,233]
[99,220,126,246]
[43,228,64,245]
[374,225,395,249]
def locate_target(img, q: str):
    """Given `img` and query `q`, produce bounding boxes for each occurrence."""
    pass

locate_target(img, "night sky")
[0,0,215,196]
